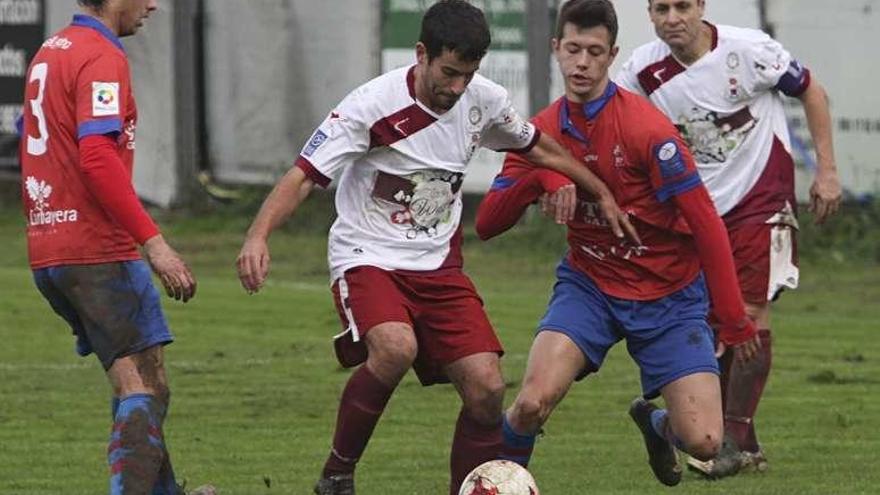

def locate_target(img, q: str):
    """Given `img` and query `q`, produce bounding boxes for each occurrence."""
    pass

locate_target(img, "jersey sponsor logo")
[373,170,462,239]
[92,82,119,116]
[25,176,79,228]
[674,107,756,163]
[302,129,328,157]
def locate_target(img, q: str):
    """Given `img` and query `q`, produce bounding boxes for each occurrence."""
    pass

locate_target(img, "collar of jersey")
[559,81,617,144]
[72,14,125,52]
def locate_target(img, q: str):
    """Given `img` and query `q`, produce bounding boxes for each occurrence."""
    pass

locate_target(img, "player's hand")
[143,235,197,302]
[539,184,577,224]
[597,193,642,246]
[809,167,842,224]
[715,334,761,364]
[237,236,271,294]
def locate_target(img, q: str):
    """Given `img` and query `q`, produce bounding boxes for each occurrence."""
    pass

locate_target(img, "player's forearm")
[475,170,544,240]
[800,81,837,172]
[78,135,160,244]
[525,134,613,201]
[245,166,314,241]
[676,187,755,345]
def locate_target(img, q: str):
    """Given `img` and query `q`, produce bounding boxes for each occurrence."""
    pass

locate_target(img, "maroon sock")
[449,408,502,495]
[721,328,772,452]
[322,365,394,478]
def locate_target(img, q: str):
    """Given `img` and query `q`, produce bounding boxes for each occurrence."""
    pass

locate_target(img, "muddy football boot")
[314,473,355,495]
[629,397,682,486]
[687,435,743,479]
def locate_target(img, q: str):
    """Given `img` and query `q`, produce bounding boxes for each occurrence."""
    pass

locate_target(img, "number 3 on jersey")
[27,62,50,156]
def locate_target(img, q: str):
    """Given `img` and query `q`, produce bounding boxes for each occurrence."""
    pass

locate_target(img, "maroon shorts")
[725,223,799,305]
[331,266,503,386]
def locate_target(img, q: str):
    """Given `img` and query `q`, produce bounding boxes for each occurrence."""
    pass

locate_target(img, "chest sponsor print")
[372,170,463,239]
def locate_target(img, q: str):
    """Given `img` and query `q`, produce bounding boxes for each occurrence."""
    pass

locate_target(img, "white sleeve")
[298,89,370,181]
[615,55,646,96]
[744,35,793,93]
[479,87,537,152]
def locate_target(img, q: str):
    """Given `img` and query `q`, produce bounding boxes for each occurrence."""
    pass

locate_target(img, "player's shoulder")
[41,25,127,66]
[614,86,677,142]
[531,98,564,132]
[625,38,673,70]
[615,85,668,121]
[340,66,412,119]
[715,24,777,52]
[463,72,510,106]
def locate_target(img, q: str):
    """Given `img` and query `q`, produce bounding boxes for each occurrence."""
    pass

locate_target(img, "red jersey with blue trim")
[20,15,140,269]
[486,83,704,300]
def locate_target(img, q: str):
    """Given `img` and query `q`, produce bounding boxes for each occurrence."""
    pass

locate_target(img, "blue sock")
[111,395,179,494]
[109,394,167,495]
[650,408,685,450]
[499,415,537,467]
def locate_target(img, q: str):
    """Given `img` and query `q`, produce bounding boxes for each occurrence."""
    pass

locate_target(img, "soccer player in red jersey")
[615,0,842,477]
[18,1,210,493]
[236,3,635,493]
[476,0,759,486]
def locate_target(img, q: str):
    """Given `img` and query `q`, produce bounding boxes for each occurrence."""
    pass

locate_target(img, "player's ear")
[551,37,560,52]
[610,45,619,59]
[415,42,428,65]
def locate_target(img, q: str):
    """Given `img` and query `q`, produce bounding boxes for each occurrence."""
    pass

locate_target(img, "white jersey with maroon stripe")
[295,65,538,282]
[616,24,808,217]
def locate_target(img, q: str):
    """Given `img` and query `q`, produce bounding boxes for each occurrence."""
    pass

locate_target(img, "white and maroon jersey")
[616,23,810,225]
[295,65,538,282]
[20,15,140,269]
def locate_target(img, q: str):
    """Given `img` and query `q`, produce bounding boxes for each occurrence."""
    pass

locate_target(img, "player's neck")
[670,23,713,66]
[80,8,122,37]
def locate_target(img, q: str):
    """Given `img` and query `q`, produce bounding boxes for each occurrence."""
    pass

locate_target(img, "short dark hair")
[77,0,108,11]
[419,0,491,62]
[555,0,619,47]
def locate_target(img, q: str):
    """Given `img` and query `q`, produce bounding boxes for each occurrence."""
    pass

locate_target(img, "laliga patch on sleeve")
[92,82,120,116]
[302,129,328,157]
[655,139,685,178]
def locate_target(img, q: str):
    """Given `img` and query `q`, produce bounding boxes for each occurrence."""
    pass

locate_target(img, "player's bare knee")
[462,377,505,424]
[686,431,722,461]
[510,394,549,432]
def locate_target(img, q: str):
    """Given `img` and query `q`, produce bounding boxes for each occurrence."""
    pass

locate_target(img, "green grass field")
[1,199,878,495]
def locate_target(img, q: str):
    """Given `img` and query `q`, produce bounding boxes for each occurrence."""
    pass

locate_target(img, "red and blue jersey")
[20,15,140,269]
[477,83,755,343]
[483,83,703,300]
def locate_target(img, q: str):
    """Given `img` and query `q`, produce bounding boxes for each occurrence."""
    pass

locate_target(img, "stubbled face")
[649,0,705,51]
[416,44,481,113]
[553,22,617,103]
[111,0,158,37]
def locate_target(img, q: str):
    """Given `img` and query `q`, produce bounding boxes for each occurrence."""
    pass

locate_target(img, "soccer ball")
[458,460,540,495]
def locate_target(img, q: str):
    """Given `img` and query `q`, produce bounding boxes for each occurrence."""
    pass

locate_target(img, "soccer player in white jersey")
[615,0,843,479]
[236,2,635,494]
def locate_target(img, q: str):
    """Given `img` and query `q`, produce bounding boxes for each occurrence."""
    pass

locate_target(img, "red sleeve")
[79,135,160,244]
[76,53,129,139]
[674,185,756,345]
[475,152,572,241]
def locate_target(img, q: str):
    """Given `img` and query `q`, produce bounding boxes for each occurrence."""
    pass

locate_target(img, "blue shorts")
[32,260,173,370]
[539,259,718,399]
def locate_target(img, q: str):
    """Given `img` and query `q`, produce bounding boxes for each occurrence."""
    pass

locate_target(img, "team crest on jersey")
[25,176,79,228]
[303,129,328,157]
[468,105,482,125]
[92,82,119,116]
[726,52,740,69]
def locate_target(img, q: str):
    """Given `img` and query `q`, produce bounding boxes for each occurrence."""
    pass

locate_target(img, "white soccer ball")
[458,460,540,495]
